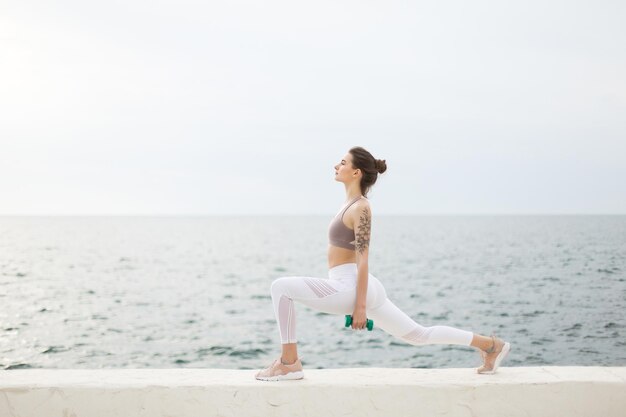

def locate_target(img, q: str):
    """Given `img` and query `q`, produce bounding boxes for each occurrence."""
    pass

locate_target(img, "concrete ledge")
[2,367,626,417]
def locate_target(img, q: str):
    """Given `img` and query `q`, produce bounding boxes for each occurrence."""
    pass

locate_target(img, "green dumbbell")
[345,315,374,331]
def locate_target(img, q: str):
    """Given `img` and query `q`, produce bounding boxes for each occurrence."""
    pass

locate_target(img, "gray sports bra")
[328,196,363,250]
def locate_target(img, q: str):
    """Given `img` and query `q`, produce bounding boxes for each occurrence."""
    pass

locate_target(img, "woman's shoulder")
[356,196,371,208]
[348,197,372,217]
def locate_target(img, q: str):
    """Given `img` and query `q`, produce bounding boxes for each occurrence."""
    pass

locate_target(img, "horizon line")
[1,213,625,217]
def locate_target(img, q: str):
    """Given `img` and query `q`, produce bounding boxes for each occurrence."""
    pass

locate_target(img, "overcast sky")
[1,0,624,215]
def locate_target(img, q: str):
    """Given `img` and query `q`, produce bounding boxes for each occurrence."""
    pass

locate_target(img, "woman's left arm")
[351,203,372,329]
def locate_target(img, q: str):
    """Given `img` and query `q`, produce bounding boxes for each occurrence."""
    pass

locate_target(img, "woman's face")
[334,153,357,183]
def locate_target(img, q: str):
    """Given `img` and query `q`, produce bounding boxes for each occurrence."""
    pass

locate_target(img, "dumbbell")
[345,315,374,331]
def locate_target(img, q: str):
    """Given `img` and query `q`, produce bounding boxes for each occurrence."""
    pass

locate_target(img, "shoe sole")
[478,342,511,374]
[255,371,304,381]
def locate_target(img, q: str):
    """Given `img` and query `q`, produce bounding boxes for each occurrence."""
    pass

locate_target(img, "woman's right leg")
[270,276,358,348]
[258,273,358,382]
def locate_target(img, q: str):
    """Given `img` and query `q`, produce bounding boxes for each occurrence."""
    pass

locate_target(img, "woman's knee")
[399,325,432,345]
[270,276,295,297]
[270,277,285,294]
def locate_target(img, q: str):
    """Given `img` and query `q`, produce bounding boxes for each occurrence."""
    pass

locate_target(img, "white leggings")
[270,263,474,346]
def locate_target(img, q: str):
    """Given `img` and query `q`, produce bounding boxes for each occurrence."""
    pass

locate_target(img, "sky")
[1,0,625,215]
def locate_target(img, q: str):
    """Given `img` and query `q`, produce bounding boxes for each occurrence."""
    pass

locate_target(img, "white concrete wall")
[1,367,625,417]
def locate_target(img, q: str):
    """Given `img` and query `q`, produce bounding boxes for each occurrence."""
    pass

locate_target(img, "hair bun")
[375,159,387,174]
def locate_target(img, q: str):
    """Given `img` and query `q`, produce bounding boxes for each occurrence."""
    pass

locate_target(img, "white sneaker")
[255,357,305,381]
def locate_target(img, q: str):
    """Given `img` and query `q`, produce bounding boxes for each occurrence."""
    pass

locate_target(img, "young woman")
[255,146,511,381]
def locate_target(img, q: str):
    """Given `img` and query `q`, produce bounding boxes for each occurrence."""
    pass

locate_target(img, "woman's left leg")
[365,274,511,372]
[366,297,475,346]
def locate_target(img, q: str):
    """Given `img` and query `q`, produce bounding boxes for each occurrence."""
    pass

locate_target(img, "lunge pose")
[255,146,511,381]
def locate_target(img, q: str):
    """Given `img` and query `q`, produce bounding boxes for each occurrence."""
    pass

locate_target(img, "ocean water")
[1,216,625,371]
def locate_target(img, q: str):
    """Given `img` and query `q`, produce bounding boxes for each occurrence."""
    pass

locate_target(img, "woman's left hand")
[351,306,367,330]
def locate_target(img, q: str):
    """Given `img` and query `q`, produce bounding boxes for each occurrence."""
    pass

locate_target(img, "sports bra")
[328,196,364,250]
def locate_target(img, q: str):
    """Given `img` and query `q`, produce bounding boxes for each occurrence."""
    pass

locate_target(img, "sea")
[1,215,625,371]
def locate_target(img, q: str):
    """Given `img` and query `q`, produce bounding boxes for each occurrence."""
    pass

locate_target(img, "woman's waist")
[327,262,358,280]
[328,245,356,268]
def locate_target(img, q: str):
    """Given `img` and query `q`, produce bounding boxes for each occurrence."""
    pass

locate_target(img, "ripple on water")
[432,312,450,321]
[4,363,34,370]
[542,276,560,282]
[530,338,550,345]
[250,294,270,299]
[41,346,69,354]
[521,310,546,317]
[197,346,232,356]
[229,348,266,359]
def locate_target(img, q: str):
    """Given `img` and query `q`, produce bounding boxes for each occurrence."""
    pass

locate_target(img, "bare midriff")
[328,244,356,269]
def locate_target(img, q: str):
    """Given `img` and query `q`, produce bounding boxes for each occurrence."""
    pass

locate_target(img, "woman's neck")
[344,183,362,202]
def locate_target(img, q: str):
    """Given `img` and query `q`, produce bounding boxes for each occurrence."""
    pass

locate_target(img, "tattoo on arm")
[355,207,371,254]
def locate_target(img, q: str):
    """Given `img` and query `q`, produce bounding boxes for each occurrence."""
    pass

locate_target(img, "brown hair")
[349,146,387,197]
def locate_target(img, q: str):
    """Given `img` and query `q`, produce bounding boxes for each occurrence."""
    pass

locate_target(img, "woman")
[255,146,511,381]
